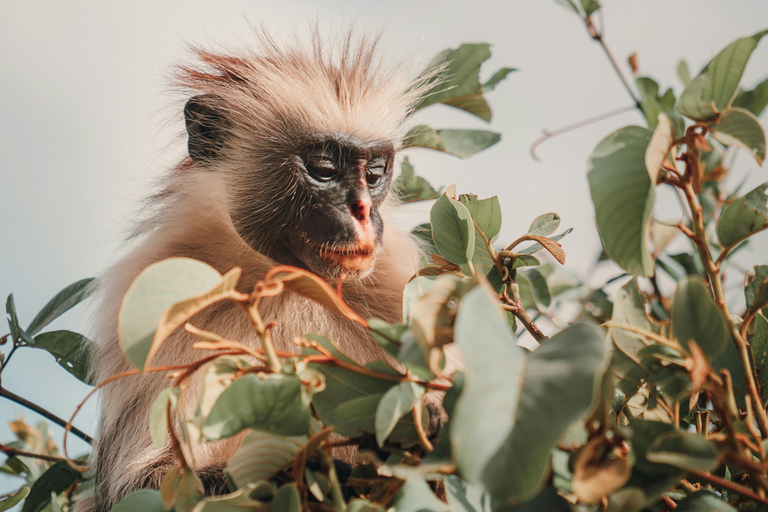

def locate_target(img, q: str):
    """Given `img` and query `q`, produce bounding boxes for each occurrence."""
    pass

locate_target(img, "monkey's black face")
[284,134,395,278]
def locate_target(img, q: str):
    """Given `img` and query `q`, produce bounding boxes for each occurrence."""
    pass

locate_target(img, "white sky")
[1,0,767,497]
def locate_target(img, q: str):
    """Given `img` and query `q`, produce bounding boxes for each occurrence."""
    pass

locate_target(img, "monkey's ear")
[184,95,228,162]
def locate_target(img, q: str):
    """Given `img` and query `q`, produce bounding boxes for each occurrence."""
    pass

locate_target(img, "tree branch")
[0,386,92,445]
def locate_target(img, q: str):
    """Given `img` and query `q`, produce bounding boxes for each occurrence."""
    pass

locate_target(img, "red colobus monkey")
[86,30,430,512]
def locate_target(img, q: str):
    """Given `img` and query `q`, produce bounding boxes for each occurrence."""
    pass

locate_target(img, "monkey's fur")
[85,31,433,512]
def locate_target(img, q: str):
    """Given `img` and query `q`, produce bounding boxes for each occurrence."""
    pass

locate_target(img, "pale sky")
[1,0,767,496]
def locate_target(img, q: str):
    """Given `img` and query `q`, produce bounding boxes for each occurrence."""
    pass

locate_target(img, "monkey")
[82,30,435,512]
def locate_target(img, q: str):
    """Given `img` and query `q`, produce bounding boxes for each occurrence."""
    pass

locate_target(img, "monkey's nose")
[350,199,371,223]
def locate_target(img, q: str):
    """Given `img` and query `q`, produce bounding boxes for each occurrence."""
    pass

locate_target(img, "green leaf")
[752,315,768,397]
[149,386,180,448]
[375,381,424,447]
[483,68,516,91]
[646,432,719,471]
[191,483,270,512]
[552,0,580,14]
[415,43,515,121]
[510,254,541,269]
[202,374,310,440]
[272,484,301,512]
[160,466,203,512]
[711,107,766,163]
[21,461,82,512]
[527,213,561,237]
[227,431,306,489]
[717,183,768,247]
[522,268,551,308]
[587,126,656,277]
[0,486,29,512]
[411,223,438,256]
[6,294,33,346]
[497,486,571,511]
[451,286,606,502]
[394,157,440,203]
[635,78,683,132]
[118,258,226,371]
[302,335,396,436]
[733,77,768,117]
[458,194,502,241]
[747,266,768,310]
[110,490,166,512]
[675,491,737,512]
[671,276,728,356]
[404,126,501,158]
[677,60,691,86]
[30,330,94,385]
[677,75,717,121]
[580,0,599,16]
[391,479,449,512]
[518,228,573,256]
[430,192,475,265]
[26,278,95,336]
[347,498,386,512]
[368,318,406,357]
[701,29,768,112]
[626,418,681,488]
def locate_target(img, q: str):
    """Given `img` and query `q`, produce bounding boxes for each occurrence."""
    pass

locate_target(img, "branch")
[529,105,636,161]
[0,386,92,445]
[501,287,548,343]
[688,468,768,505]
[0,442,65,463]
[584,18,641,108]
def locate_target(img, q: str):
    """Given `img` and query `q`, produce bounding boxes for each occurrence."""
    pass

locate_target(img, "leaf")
[394,157,440,203]
[525,235,565,264]
[677,75,717,121]
[0,486,29,512]
[368,318,406,357]
[483,68,516,91]
[510,254,541,269]
[552,0,580,14]
[459,194,502,241]
[747,265,768,310]
[391,479,449,512]
[580,0,599,16]
[375,381,424,446]
[522,268,551,308]
[518,228,573,256]
[160,466,203,512]
[226,431,306,489]
[671,276,728,357]
[752,315,768,399]
[118,258,234,371]
[430,192,475,265]
[646,432,719,471]
[451,286,606,502]
[587,126,655,277]
[675,491,737,512]
[527,213,561,237]
[30,330,94,385]
[271,484,301,512]
[26,278,95,336]
[701,29,768,112]
[415,43,515,121]
[404,126,501,158]
[711,107,766,163]
[264,266,367,326]
[717,183,768,247]
[571,437,631,505]
[110,490,166,512]
[202,374,311,441]
[21,461,82,512]
[412,223,438,256]
[677,60,691,86]
[191,483,270,512]
[733,77,768,117]
[6,295,33,346]
[149,386,180,448]
[635,78,683,133]
[645,113,676,185]
[496,486,572,511]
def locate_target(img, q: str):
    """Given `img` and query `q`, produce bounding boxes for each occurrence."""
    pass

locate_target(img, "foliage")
[3,10,768,512]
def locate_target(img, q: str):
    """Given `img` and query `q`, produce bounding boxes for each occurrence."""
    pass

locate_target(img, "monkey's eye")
[306,157,338,181]
[366,159,388,186]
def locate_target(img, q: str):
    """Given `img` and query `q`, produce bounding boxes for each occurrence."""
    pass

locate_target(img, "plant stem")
[319,443,346,512]
[584,18,642,109]
[0,442,65,463]
[688,468,768,505]
[681,177,768,437]
[502,286,548,343]
[0,386,92,444]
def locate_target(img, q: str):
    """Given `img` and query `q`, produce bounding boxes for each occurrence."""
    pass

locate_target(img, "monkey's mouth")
[317,244,375,273]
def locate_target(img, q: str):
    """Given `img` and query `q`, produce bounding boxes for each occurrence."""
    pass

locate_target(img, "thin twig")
[688,468,768,505]
[529,105,636,161]
[0,442,66,463]
[0,386,92,444]
[584,18,641,108]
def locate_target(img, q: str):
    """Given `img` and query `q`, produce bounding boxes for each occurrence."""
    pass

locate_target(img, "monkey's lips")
[317,244,375,273]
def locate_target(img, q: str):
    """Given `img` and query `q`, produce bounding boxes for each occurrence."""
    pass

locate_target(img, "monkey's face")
[285,135,395,279]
